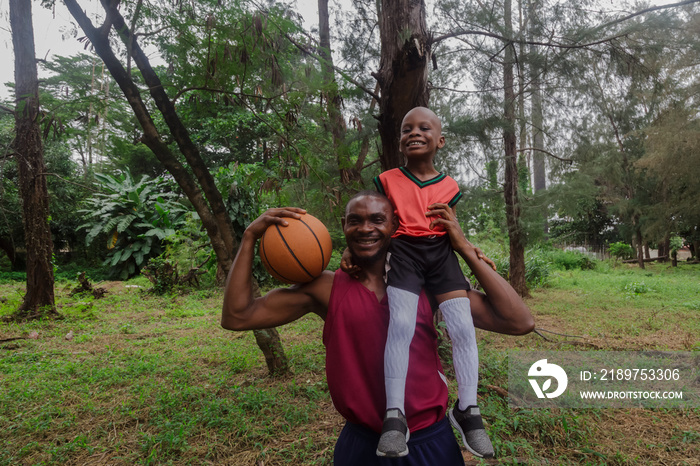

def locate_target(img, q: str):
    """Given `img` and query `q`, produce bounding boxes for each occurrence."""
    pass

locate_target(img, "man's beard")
[349,243,388,269]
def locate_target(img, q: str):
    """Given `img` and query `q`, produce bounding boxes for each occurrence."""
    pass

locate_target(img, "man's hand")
[426,203,497,271]
[244,207,307,241]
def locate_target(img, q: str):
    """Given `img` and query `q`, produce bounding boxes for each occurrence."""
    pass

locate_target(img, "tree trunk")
[658,235,668,261]
[10,0,57,319]
[376,0,431,170]
[517,0,530,194]
[318,0,362,188]
[253,329,290,376]
[635,227,645,269]
[503,0,528,297]
[64,0,289,376]
[528,0,547,236]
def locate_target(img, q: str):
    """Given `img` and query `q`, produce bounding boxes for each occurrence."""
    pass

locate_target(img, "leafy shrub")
[624,281,651,295]
[466,247,552,290]
[524,248,552,289]
[142,214,217,294]
[0,271,25,282]
[79,170,188,280]
[608,242,634,260]
[548,249,596,271]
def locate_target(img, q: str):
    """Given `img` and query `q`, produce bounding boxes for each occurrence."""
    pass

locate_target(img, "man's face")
[342,195,396,268]
[399,107,445,159]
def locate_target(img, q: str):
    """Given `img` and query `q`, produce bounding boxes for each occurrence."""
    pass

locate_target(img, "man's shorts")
[333,416,465,466]
[386,235,470,296]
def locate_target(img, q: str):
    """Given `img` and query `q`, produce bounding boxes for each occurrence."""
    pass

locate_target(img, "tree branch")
[283,30,381,102]
[433,0,700,49]
[517,147,572,163]
[590,0,700,35]
[433,28,629,50]
[37,172,98,192]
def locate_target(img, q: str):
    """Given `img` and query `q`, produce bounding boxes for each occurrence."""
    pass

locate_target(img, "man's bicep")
[245,287,321,328]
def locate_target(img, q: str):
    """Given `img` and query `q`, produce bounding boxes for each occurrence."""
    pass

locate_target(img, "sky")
[0,0,682,100]
[0,0,330,99]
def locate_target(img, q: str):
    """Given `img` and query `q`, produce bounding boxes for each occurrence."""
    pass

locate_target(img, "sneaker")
[448,401,495,458]
[376,408,410,457]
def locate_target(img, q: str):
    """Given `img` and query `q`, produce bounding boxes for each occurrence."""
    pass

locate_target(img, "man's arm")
[221,207,332,331]
[427,203,535,335]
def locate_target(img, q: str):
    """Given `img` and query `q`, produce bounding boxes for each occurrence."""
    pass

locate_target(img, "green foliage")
[213,162,304,286]
[547,249,596,271]
[669,236,684,255]
[608,242,635,261]
[624,281,652,295]
[465,246,552,290]
[141,256,179,295]
[142,214,218,294]
[78,170,188,280]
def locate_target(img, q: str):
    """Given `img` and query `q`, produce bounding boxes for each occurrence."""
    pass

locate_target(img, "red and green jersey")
[374,167,462,238]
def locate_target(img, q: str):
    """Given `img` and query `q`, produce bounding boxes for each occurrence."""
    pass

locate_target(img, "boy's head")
[399,106,445,162]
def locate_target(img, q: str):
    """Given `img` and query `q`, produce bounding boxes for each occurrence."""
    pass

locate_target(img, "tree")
[40,53,135,176]
[502,0,528,296]
[376,0,432,170]
[62,0,289,376]
[318,0,359,187]
[10,0,57,318]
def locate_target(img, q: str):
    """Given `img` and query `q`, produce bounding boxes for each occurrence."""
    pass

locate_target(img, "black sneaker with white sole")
[448,401,495,458]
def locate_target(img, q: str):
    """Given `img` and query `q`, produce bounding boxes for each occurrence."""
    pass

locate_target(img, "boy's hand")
[426,203,497,271]
[340,247,362,279]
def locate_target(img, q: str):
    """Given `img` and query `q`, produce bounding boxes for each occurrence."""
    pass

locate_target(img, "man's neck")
[355,262,387,302]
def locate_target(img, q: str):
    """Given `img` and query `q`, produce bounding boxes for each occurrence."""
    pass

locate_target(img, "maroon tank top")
[323,270,448,433]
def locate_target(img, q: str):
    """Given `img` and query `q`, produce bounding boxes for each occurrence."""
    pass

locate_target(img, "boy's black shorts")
[385,235,470,296]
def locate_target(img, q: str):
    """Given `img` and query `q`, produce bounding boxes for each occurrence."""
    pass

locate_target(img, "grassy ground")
[0,262,698,465]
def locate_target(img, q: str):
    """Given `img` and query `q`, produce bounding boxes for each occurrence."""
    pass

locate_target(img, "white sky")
[0,0,681,100]
[0,0,330,100]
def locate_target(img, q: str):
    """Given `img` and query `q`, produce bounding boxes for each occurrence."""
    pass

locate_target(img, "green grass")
[1,262,699,465]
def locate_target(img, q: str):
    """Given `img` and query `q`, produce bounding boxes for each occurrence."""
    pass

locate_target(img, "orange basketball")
[259,213,333,284]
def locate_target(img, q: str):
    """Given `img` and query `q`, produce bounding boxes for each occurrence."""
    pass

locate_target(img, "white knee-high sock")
[440,297,478,410]
[384,286,420,413]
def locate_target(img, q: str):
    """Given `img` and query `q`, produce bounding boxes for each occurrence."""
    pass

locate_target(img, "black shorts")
[386,235,470,296]
[333,417,465,466]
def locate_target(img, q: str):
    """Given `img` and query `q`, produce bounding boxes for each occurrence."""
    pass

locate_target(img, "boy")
[346,107,495,459]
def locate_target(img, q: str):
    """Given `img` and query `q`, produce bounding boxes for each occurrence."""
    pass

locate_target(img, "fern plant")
[79,170,188,279]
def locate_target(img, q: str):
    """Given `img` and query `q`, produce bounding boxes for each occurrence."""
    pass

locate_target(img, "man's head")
[399,106,445,161]
[342,191,397,268]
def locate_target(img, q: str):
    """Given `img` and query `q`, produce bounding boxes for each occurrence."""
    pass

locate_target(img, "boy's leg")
[377,285,419,457]
[384,286,419,412]
[438,295,495,459]
[438,295,478,408]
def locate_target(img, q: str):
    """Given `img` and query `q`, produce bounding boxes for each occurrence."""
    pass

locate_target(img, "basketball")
[259,213,333,284]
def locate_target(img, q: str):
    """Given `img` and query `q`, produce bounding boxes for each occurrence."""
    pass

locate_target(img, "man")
[221,191,534,465]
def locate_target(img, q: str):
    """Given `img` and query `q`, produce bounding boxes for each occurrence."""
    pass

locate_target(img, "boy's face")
[399,107,445,160]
